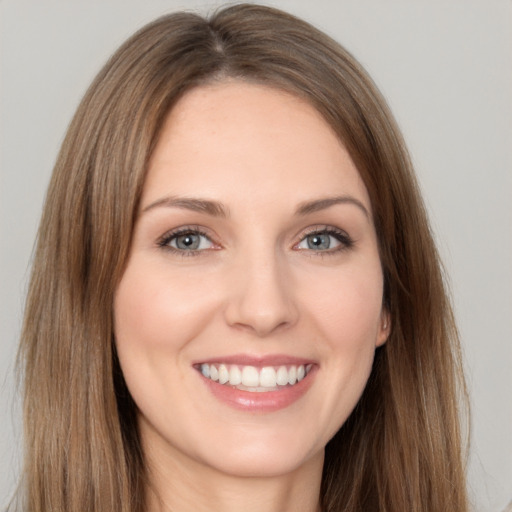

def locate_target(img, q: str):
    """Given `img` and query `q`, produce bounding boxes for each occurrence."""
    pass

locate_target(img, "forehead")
[143,80,371,213]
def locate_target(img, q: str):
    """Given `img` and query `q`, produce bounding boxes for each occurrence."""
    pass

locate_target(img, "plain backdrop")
[1,1,511,510]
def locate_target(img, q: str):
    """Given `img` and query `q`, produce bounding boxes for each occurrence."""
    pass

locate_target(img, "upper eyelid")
[293,225,354,251]
[159,225,213,237]
[156,224,352,249]
[157,226,216,245]
[294,224,351,240]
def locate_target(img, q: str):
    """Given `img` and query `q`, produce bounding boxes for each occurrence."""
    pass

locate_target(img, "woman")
[16,4,469,511]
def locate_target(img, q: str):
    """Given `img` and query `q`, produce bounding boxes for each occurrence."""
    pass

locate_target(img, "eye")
[158,228,215,253]
[295,227,353,253]
[298,232,338,251]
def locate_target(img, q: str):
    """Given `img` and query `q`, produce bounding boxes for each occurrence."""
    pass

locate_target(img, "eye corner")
[293,225,354,254]
[156,225,221,256]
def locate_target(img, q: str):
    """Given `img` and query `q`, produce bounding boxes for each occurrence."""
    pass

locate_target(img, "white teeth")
[242,366,260,387]
[210,365,219,381]
[229,365,242,385]
[259,367,277,388]
[201,364,210,378]
[218,364,229,384]
[276,366,288,386]
[199,363,311,390]
[288,366,297,385]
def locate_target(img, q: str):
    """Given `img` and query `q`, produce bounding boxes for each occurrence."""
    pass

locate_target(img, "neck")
[144,443,324,512]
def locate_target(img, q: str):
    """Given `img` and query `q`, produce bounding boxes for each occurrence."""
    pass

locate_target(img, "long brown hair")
[17,4,468,511]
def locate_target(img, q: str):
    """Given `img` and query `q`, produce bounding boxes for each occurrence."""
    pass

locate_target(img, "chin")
[183,420,327,478]
[203,441,324,479]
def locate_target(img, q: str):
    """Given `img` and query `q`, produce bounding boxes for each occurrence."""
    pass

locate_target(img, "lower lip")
[199,367,317,412]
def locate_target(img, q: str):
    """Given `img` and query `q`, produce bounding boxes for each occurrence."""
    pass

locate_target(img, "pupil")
[308,233,330,250]
[177,233,199,250]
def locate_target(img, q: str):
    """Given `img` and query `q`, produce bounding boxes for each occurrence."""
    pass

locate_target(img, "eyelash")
[156,225,354,257]
[295,226,354,255]
[157,226,215,257]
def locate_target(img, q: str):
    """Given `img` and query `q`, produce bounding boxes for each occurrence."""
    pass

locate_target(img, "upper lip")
[193,353,316,367]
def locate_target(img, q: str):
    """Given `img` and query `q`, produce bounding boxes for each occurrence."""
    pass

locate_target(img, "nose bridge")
[224,243,298,336]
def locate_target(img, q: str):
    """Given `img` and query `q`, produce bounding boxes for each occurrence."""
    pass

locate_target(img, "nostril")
[228,316,292,337]
[223,258,299,336]
[224,291,298,337]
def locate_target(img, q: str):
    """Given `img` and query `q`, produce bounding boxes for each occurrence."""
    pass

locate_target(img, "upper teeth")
[200,363,311,390]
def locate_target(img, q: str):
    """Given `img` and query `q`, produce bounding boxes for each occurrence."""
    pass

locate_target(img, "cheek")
[112,259,225,429]
[114,260,215,350]
[245,259,380,452]
[300,262,384,350]
[112,260,224,401]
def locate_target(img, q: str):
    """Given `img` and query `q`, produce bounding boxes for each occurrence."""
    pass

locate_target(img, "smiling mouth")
[196,363,314,392]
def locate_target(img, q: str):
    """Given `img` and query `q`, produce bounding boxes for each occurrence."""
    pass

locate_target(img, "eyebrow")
[141,194,370,219]
[295,196,370,218]
[141,196,229,218]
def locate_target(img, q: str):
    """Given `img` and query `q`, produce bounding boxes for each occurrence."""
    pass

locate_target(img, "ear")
[376,309,390,347]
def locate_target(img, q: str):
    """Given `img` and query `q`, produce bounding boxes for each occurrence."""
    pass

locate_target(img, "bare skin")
[144,433,323,512]
[114,81,388,512]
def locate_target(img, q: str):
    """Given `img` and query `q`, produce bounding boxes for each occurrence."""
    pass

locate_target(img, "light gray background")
[1,1,511,510]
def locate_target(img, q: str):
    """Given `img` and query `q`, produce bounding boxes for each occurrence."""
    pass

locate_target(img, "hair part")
[17,4,469,512]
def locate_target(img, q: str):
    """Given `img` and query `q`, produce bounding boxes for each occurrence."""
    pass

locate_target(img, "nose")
[224,251,299,337]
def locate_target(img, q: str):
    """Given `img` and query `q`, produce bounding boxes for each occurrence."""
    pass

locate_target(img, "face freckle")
[113,80,389,480]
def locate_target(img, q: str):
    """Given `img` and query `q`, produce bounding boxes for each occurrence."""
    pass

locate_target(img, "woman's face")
[114,81,388,478]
